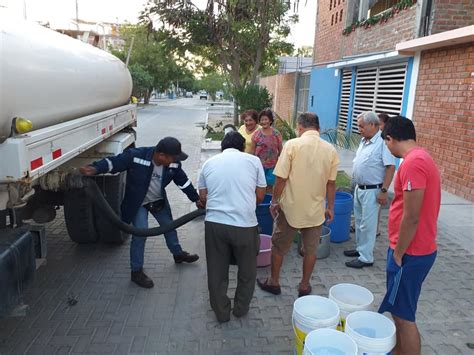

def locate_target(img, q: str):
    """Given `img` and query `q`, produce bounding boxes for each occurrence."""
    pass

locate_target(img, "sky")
[0,0,316,49]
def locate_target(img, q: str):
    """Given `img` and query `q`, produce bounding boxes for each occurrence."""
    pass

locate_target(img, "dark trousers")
[205,221,260,320]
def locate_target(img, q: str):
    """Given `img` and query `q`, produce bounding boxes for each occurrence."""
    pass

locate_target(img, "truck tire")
[64,184,99,244]
[93,172,129,244]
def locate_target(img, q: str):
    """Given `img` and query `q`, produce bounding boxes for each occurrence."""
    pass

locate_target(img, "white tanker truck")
[0,14,138,316]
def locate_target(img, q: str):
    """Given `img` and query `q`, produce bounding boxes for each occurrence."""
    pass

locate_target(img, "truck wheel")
[64,185,99,244]
[93,172,129,244]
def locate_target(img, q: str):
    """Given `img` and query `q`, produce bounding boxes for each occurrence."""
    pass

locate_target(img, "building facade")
[308,0,473,200]
[259,56,312,122]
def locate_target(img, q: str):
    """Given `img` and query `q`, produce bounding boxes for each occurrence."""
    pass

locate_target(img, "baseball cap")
[155,137,188,161]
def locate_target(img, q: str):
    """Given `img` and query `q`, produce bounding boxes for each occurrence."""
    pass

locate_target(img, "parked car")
[199,91,208,100]
[185,91,193,98]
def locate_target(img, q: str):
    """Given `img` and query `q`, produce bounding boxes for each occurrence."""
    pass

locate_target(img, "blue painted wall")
[401,57,414,117]
[307,67,342,131]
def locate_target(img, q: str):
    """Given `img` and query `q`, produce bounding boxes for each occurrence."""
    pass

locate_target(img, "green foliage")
[272,120,361,151]
[275,117,297,141]
[336,171,352,190]
[343,0,416,35]
[111,24,194,101]
[203,121,225,140]
[129,64,154,99]
[197,73,227,100]
[234,85,272,115]
[320,128,361,151]
[295,46,313,57]
[178,76,198,93]
[142,1,296,94]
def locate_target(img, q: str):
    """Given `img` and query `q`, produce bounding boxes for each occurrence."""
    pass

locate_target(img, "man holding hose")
[80,137,202,288]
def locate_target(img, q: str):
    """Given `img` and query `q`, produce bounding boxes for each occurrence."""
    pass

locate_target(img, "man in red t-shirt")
[378,116,440,355]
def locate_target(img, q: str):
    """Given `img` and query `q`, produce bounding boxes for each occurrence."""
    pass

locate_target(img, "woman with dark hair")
[378,112,390,132]
[251,108,282,191]
[238,109,260,153]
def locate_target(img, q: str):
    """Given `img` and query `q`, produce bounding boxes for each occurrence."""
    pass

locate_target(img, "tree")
[197,72,227,100]
[112,24,192,103]
[235,85,272,115]
[296,45,313,57]
[129,64,154,100]
[142,0,296,124]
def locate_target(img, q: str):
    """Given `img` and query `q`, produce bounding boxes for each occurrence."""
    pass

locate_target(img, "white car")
[199,91,208,100]
[185,91,193,98]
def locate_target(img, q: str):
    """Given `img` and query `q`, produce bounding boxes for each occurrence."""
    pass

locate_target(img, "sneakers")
[173,251,199,264]
[131,268,154,288]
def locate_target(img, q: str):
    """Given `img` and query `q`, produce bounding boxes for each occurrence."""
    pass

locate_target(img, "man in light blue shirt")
[198,132,267,322]
[345,111,395,268]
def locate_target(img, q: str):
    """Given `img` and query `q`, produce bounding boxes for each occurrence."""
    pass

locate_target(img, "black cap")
[155,137,188,161]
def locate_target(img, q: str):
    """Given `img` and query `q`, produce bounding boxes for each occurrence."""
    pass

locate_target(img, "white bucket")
[345,311,396,354]
[293,296,340,355]
[303,328,358,355]
[329,283,374,331]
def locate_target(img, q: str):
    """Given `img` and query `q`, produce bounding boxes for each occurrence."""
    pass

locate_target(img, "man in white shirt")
[198,131,267,322]
[344,111,395,268]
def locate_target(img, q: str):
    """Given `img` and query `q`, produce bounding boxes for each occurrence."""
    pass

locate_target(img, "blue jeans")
[130,202,182,271]
[354,186,380,263]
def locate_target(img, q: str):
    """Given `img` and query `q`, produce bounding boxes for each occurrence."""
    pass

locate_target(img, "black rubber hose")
[82,178,205,237]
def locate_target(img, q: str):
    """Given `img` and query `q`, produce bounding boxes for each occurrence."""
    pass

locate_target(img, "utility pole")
[125,37,135,67]
[75,0,79,31]
[23,0,27,20]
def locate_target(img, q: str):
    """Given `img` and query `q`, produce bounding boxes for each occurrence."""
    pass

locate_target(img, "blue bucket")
[256,194,273,235]
[329,191,353,243]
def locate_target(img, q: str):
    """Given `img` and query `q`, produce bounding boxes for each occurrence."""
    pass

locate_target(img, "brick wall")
[341,5,418,57]
[314,1,419,63]
[259,73,297,122]
[413,43,474,201]
[313,0,347,63]
[431,0,474,34]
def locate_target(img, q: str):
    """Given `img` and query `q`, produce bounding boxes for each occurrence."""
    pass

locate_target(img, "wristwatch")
[381,187,388,193]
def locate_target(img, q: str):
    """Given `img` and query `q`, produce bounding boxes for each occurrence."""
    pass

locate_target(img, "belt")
[358,183,383,190]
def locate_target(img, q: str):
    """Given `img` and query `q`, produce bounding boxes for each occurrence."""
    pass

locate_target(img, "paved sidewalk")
[0,104,472,354]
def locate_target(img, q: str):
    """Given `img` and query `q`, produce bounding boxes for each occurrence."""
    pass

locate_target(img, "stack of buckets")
[293,283,396,355]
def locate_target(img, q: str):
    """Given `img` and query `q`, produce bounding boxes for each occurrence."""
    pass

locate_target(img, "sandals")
[298,284,312,297]
[257,278,281,295]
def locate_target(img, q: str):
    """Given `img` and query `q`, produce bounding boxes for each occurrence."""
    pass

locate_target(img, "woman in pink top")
[251,108,282,191]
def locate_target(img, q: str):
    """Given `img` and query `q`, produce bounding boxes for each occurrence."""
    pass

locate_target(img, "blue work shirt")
[91,147,199,224]
[352,131,395,185]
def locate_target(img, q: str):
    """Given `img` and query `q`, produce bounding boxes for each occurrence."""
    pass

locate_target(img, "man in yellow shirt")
[257,112,339,297]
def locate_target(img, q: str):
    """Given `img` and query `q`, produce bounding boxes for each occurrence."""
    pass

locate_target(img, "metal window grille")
[351,62,407,133]
[297,73,311,117]
[337,69,353,131]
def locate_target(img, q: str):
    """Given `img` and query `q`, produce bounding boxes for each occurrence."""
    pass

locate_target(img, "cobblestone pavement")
[0,99,473,354]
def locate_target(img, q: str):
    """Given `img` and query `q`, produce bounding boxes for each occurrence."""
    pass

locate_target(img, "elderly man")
[198,132,266,322]
[344,111,395,268]
[379,117,440,354]
[257,112,339,297]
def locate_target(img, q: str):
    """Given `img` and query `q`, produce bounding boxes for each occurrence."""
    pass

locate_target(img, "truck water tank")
[0,13,133,143]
